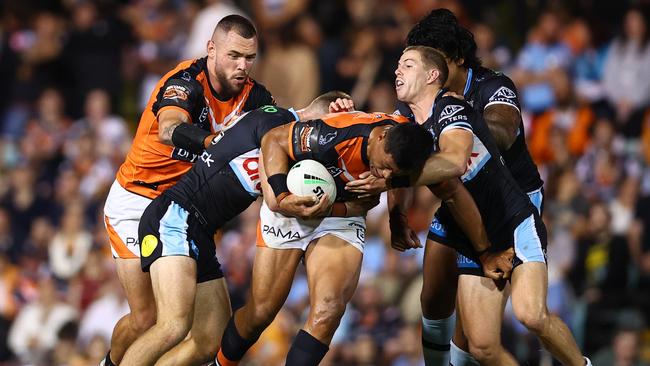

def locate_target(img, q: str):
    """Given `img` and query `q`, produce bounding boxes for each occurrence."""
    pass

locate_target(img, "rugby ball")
[287,159,337,206]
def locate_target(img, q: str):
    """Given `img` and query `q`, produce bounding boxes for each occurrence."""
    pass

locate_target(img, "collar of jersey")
[463,68,473,97]
[288,108,300,121]
[202,60,237,102]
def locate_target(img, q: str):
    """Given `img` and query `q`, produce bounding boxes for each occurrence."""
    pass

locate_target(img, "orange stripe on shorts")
[104,215,138,259]
[255,219,267,248]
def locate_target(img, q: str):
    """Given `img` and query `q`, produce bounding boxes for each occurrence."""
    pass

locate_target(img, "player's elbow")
[264,195,280,212]
[449,159,467,178]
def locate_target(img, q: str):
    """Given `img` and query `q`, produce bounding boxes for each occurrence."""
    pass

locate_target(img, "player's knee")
[249,302,280,330]
[420,291,455,319]
[131,310,157,333]
[514,305,548,334]
[309,297,346,332]
[158,318,193,347]
[190,333,219,362]
[468,338,500,363]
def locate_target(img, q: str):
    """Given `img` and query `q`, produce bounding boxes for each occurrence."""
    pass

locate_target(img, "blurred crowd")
[1,0,650,365]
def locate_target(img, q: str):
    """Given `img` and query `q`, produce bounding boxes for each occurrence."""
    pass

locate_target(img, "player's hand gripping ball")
[287,159,337,206]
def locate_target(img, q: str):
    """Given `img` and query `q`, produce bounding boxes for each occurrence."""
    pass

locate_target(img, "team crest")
[439,105,464,121]
[163,85,189,101]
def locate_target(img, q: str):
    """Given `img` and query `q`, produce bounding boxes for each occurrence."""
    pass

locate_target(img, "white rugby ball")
[287,159,337,205]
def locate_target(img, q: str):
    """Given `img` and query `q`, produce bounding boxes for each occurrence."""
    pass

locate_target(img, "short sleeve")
[479,75,521,112]
[435,98,473,136]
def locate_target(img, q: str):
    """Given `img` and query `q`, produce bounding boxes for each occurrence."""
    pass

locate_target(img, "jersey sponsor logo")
[261,105,278,113]
[299,126,313,152]
[126,237,139,246]
[439,105,465,121]
[162,85,189,101]
[429,217,447,237]
[200,151,214,167]
[318,131,337,145]
[230,149,262,195]
[262,225,301,239]
[457,253,480,268]
[461,135,491,182]
[141,234,158,257]
[172,147,199,162]
[489,86,516,102]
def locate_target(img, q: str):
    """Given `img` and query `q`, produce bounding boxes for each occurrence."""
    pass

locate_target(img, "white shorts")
[256,201,366,253]
[103,180,153,258]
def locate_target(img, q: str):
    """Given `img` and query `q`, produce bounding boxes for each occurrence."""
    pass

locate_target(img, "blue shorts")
[428,187,547,276]
[139,194,223,283]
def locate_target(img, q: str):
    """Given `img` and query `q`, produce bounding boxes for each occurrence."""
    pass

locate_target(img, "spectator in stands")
[511,9,572,113]
[48,203,92,281]
[602,6,650,137]
[592,310,647,366]
[8,276,77,364]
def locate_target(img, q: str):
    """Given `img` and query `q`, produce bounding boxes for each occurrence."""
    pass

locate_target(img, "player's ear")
[379,125,392,140]
[428,69,440,85]
[207,39,216,58]
[456,58,465,67]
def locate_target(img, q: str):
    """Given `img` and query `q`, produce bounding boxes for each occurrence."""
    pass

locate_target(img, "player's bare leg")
[285,235,362,366]
[156,277,231,366]
[120,257,197,366]
[450,298,479,366]
[511,262,586,366]
[457,275,517,366]
[420,239,458,365]
[105,258,156,365]
[217,246,303,365]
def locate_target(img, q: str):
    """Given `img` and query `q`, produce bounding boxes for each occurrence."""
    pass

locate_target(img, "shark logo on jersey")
[439,105,465,121]
[489,86,516,101]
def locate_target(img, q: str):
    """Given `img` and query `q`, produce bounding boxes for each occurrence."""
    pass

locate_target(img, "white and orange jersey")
[116,57,274,199]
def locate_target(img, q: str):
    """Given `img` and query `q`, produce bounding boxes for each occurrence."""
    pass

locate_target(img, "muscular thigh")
[456,275,508,346]
[421,239,459,318]
[249,246,303,308]
[190,277,232,343]
[304,234,363,304]
[116,258,155,316]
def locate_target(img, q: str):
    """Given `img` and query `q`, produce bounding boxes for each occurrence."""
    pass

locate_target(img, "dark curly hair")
[406,8,481,70]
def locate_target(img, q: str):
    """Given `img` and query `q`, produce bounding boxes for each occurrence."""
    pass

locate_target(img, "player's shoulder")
[161,58,205,85]
[248,104,295,122]
[437,95,473,117]
[474,66,513,85]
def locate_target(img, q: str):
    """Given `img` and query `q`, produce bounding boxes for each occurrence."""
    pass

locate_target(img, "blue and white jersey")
[422,93,536,254]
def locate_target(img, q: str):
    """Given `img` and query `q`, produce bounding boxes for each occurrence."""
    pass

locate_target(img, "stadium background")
[1,0,650,364]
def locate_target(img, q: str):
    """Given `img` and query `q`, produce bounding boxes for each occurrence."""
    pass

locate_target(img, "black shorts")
[427,210,547,277]
[139,194,223,283]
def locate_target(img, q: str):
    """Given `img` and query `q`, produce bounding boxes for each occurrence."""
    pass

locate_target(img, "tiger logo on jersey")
[162,85,189,101]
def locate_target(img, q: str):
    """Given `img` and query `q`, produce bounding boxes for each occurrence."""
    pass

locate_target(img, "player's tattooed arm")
[483,104,520,151]
[157,108,190,145]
